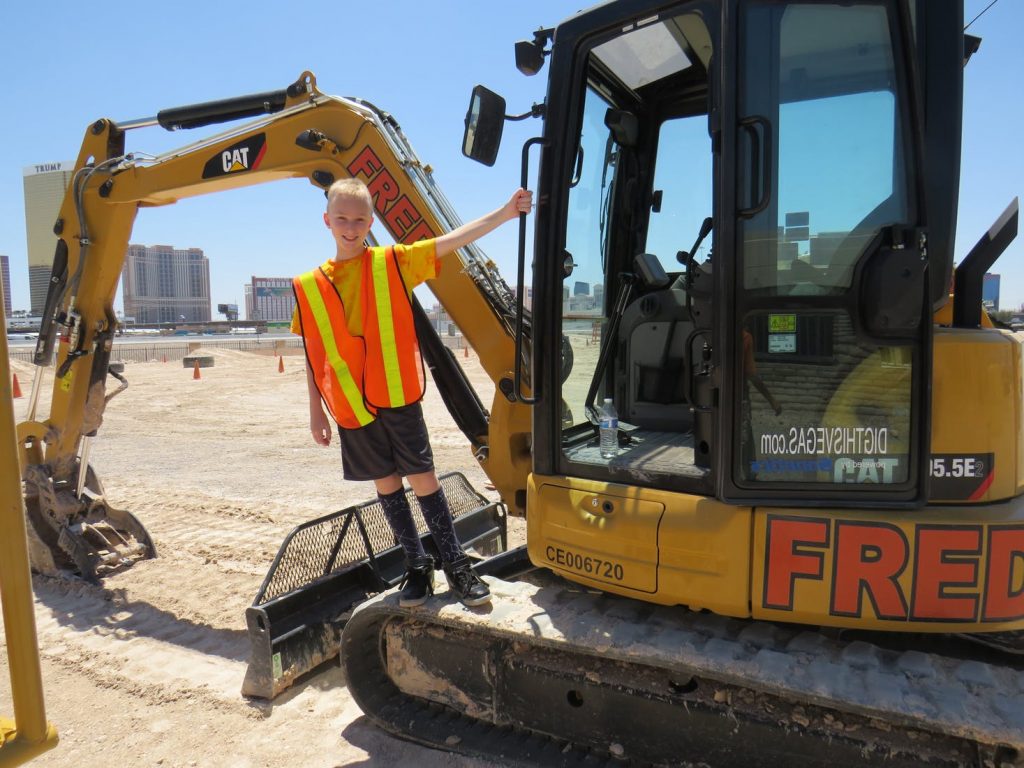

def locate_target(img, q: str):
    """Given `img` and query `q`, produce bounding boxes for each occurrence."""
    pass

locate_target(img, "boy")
[292,178,532,607]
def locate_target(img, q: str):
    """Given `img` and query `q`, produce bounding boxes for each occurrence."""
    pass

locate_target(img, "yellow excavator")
[12,0,1024,765]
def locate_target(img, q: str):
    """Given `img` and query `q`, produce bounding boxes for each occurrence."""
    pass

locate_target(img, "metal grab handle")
[513,136,547,405]
[738,115,772,218]
[583,273,636,424]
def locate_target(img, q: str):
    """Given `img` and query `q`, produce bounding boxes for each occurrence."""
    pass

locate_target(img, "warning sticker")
[768,314,797,333]
[272,652,283,680]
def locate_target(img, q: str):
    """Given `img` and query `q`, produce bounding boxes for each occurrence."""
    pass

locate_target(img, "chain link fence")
[6,331,477,365]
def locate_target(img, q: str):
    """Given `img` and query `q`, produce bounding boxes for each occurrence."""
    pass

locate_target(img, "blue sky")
[1,1,1020,314]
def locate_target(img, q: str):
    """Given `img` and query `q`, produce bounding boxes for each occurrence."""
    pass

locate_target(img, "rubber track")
[342,576,1024,765]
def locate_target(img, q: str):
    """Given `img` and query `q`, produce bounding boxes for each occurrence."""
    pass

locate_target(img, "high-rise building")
[23,161,75,315]
[246,277,296,322]
[121,244,211,324]
[1,255,11,317]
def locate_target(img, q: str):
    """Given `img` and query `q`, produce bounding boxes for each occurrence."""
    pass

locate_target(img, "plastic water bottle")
[599,397,618,459]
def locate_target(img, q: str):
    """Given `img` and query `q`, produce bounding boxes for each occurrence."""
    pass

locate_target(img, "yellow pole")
[0,297,58,765]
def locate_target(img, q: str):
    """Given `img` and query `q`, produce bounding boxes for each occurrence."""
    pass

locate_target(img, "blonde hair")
[326,178,373,212]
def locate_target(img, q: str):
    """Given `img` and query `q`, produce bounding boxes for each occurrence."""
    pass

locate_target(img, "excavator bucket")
[21,460,154,582]
[241,471,507,700]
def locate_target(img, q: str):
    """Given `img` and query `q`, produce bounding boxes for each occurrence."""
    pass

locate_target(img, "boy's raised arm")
[434,189,532,259]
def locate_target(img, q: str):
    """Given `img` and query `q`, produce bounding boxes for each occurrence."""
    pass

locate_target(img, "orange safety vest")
[293,268,376,429]
[361,246,426,409]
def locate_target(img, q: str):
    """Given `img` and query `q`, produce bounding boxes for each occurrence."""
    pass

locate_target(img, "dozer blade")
[22,462,155,582]
[341,577,1024,768]
[241,471,507,700]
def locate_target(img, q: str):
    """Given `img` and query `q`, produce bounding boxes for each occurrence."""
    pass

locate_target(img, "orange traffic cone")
[278,355,284,373]
[12,374,22,398]
[192,359,201,380]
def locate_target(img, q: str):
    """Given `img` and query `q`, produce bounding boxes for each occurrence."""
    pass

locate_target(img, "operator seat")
[618,259,696,432]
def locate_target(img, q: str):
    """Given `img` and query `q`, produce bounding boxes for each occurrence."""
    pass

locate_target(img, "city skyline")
[1,1,1020,317]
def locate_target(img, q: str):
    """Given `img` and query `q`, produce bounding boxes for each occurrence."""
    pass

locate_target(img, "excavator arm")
[18,71,531,581]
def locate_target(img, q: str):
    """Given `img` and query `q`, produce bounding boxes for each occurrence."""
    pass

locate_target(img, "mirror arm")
[505,103,546,122]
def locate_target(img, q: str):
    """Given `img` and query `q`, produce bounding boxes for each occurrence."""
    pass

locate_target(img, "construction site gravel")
[1,342,514,767]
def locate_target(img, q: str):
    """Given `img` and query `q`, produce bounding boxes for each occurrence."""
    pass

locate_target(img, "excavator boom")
[18,72,531,581]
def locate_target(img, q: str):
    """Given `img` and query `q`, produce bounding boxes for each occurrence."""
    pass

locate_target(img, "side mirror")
[462,85,506,167]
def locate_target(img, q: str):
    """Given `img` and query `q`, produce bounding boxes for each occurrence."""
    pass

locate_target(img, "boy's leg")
[379,406,461,562]
[408,470,490,607]
[374,475,427,560]
[407,470,463,564]
[374,475,434,606]
[338,419,425,560]
[374,474,404,495]
[384,405,490,605]
[340,417,434,605]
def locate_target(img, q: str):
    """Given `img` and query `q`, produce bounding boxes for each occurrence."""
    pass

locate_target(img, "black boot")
[442,555,491,607]
[399,555,435,607]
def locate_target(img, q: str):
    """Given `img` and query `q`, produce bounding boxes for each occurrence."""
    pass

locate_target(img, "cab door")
[721,0,929,504]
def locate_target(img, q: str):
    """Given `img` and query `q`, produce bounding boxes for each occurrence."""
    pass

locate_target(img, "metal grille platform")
[242,472,506,699]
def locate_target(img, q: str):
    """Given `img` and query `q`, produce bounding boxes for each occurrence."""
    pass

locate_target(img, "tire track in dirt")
[23,492,295,711]
[30,576,251,712]
[148,513,287,559]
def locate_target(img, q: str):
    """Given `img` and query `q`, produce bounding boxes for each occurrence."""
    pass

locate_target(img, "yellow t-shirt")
[291,239,439,337]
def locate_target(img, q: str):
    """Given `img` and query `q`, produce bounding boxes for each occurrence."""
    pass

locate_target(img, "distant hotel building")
[23,161,75,315]
[566,281,602,313]
[1,255,11,317]
[121,244,211,324]
[245,277,296,322]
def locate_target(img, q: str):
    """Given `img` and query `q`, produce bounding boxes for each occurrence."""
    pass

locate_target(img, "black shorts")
[338,402,434,481]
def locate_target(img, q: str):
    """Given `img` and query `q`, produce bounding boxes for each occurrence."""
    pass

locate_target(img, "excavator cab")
[464,0,964,610]
[533,0,934,504]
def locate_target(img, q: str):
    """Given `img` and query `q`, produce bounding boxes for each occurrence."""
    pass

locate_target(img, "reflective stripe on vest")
[362,246,425,409]
[293,269,375,429]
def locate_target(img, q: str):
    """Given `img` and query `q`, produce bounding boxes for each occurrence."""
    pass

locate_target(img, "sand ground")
[1,343,513,767]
